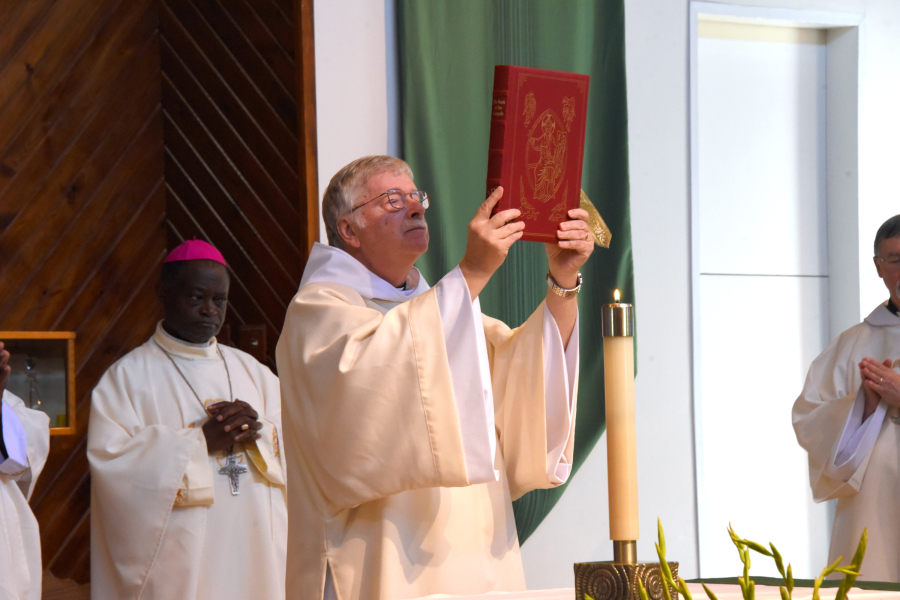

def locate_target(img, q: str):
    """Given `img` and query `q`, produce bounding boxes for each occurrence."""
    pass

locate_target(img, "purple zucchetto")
[163,239,227,266]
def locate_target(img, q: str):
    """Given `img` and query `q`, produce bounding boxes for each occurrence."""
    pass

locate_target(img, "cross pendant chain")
[218,452,248,495]
[154,339,246,493]
[153,340,234,412]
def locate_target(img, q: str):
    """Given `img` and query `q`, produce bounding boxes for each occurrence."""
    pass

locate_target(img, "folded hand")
[203,399,263,453]
[860,357,900,411]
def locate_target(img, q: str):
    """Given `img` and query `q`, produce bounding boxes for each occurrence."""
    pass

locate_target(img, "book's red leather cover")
[486,65,590,242]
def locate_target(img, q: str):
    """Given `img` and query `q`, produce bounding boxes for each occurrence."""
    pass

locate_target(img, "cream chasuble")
[88,323,287,599]
[793,302,900,582]
[277,242,578,600]
[0,390,50,600]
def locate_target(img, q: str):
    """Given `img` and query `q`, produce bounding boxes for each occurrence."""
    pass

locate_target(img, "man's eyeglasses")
[876,255,900,270]
[350,189,430,213]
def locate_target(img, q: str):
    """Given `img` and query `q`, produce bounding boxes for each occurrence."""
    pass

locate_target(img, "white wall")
[691,22,833,578]
[312,0,900,589]
[604,0,898,582]
[313,0,398,242]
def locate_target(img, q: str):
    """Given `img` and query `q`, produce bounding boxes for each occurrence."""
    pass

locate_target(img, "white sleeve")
[174,428,215,507]
[828,387,887,481]
[434,266,498,484]
[542,308,578,483]
[0,399,30,478]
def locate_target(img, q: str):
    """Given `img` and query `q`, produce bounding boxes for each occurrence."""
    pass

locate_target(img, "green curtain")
[397,0,633,544]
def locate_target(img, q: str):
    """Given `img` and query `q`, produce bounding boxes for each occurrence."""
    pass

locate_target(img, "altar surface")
[412,581,900,600]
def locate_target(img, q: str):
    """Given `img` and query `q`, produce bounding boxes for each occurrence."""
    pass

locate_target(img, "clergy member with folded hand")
[794,214,900,582]
[0,341,50,600]
[277,155,593,599]
[88,240,286,600]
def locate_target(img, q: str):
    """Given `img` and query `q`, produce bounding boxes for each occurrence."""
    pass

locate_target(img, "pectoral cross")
[218,452,248,495]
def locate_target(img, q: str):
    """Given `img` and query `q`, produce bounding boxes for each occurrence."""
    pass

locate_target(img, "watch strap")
[547,271,582,297]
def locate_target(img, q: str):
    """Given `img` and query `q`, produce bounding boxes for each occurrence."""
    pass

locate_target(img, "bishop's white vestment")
[0,390,50,600]
[793,302,900,582]
[277,242,579,600]
[88,323,287,599]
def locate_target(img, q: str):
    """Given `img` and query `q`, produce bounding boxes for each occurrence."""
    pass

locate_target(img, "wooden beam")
[295,0,319,256]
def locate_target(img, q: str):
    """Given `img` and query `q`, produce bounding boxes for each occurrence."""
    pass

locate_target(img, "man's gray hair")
[874,214,900,255]
[322,155,414,249]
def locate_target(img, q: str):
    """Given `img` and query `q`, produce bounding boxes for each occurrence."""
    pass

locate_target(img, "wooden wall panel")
[160,0,317,371]
[0,0,318,584]
[0,0,165,584]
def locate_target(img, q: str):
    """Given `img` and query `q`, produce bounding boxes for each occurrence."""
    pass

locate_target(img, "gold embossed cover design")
[487,65,590,242]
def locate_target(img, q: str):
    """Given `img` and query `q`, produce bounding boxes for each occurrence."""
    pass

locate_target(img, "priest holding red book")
[277,155,595,599]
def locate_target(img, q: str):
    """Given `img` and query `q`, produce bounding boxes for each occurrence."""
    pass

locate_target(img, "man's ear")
[875,255,884,279]
[337,216,362,249]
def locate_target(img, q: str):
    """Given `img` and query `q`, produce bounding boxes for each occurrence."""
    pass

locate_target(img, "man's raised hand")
[546,208,594,289]
[203,399,263,453]
[459,186,525,299]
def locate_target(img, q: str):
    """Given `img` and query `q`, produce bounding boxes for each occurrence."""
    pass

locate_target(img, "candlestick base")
[574,560,679,600]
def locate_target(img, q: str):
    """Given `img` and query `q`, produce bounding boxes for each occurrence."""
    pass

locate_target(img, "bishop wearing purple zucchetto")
[87,239,287,599]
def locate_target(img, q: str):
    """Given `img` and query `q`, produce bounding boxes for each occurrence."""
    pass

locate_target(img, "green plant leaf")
[677,576,694,600]
[771,543,786,578]
[779,586,790,600]
[728,524,742,549]
[823,556,844,577]
[742,548,751,584]
[658,519,667,556]
[742,539,773,557]
[656,523,673,600]
[638,578,651,600]
[836,529,868,600]
[702,582,720,600]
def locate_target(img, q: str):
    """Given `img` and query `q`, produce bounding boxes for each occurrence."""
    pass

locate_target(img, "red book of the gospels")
[486,65,590,242]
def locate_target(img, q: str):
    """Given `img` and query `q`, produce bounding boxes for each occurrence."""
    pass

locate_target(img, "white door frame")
[688,0,864,577]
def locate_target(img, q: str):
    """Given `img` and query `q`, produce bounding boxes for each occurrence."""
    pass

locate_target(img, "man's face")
[875,236,900,307]
[159,260,230,344]
[350,170,429,267]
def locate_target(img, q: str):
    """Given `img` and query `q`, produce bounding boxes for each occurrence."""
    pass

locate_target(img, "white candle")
[602,290,638,543]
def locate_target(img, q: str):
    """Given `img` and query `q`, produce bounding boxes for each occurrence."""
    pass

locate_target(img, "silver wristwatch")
[546,271,583,297]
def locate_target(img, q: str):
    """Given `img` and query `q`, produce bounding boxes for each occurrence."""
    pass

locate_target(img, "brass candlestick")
[574,292,678,600]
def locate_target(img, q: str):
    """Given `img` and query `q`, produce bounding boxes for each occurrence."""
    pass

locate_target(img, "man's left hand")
[545,208,594,288]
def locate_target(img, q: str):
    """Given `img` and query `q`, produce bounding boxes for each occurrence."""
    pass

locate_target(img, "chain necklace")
[154,339,233,408]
